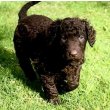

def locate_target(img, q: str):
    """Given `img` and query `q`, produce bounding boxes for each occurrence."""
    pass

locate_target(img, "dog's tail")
[18,1,40,21]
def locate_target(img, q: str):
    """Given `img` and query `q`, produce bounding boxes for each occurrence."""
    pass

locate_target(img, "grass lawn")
[0,1,110,110]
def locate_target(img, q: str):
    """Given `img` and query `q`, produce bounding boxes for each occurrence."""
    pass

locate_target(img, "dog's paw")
[48,98,61,105]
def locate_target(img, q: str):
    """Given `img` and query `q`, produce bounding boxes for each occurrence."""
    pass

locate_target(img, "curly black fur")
[13,2,96,104]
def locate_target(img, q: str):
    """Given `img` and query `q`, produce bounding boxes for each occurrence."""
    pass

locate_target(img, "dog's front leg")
[41,74,60,104]
[64,65,82,92]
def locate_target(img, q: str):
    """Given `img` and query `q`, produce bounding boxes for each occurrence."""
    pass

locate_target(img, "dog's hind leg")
[13,36,36,81]
[17,54,36,81]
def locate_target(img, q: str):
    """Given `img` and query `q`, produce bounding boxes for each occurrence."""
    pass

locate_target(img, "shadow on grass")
[0,47,45,100]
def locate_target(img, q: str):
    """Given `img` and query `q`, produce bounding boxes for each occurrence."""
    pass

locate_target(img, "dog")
[13,1,96,104]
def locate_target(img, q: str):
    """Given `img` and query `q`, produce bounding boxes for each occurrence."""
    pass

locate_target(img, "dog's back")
[16,1,53,38]
[14,1,53,62]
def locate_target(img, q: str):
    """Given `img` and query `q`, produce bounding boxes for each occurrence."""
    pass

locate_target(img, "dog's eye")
[62,35,67,40]
[80,35,84,39]
[61,35,67,42]
[79,35,85,41]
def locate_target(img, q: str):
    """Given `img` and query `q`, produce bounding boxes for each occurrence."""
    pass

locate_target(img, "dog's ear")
[82,20,96,47]
[47,20,62,45]
[18,23,30,36]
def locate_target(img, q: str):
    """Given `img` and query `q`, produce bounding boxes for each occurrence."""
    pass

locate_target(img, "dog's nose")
[71,50,78,57]
[69,50,81,60]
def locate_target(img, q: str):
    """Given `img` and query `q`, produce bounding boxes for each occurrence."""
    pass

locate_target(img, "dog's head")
[48,18,96,65]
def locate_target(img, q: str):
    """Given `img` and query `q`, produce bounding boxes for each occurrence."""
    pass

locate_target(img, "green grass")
[0,1,110,110]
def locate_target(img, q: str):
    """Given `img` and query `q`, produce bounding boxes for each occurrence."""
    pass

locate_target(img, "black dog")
[13,1,96,104]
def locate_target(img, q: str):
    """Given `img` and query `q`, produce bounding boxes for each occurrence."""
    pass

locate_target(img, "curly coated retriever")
[13,1,96,104]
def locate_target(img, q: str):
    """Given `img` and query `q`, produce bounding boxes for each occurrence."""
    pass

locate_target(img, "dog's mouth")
[62,54,84,66]
[66,58,84,66]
